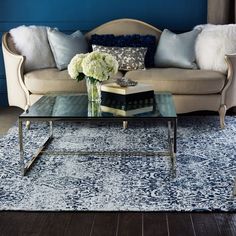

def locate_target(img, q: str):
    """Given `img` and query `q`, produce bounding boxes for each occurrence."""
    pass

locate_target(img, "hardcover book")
[101,105,154,116]
[101,83,154,103]
[101,83,153,95]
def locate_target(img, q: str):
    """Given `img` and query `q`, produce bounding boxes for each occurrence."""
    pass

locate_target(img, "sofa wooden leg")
[123,121,128,129]
[219,105,226,129]
[26,121,31,130]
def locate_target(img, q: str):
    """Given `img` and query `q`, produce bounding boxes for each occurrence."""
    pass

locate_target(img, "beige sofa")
[2,18,236,128]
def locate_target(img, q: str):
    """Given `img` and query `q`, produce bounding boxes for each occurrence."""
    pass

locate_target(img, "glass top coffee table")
[19,92,177,176]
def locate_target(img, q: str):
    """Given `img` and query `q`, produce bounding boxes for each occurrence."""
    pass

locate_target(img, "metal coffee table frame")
[18,117,177,176]
[18,93,177,175]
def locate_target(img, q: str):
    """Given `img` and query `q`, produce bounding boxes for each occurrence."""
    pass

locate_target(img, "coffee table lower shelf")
[18,118,177,176]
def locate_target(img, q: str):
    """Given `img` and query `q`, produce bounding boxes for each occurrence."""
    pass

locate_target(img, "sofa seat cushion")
[125,68,226,95]
[24,68,123,94]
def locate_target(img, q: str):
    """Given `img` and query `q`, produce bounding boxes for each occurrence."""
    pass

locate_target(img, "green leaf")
[87,77,98,84]
[76,73,85,82]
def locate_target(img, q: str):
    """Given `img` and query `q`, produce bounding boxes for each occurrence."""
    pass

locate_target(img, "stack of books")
[101,83,154,103]
[101,83,155,116]
[101,103,154,116]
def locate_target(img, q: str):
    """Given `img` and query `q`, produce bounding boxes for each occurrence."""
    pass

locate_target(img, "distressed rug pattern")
[0,116,235,211]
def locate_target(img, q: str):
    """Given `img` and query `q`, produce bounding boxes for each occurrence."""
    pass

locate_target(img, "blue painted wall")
[0,0,207,107]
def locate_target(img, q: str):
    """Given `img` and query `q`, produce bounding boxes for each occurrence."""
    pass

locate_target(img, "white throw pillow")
[195,24,236,74]
[10,25,56,72]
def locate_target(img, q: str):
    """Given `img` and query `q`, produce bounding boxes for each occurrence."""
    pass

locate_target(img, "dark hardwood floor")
[0,212,236,236]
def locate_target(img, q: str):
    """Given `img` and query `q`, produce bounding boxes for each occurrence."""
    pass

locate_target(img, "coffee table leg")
[233,177,236,196]
[167,121,171,150]
[18,119,25,176]
[49,121,53,137]
[168,120,177,174]
[173,118,177,154]
[173,119,177,175]
[18,120,54,176]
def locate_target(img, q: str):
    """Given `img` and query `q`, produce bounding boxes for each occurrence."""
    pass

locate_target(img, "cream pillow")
[195,24,236,74]
[10,25,56,72]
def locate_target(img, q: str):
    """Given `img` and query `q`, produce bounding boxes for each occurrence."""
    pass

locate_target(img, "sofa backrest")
[2,33,20,55]
[85,18,162,42]
[2,18,162,58]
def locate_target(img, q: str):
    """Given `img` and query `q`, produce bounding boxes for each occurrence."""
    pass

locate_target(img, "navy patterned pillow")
[90,34,157,67]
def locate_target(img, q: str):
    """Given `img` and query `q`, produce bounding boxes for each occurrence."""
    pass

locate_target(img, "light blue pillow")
[154,29,201,69]
[47,29,88,70]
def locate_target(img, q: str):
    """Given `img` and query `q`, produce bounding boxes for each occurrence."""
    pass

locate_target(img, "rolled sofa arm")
[224,54,236,109]
[2,33,29,110]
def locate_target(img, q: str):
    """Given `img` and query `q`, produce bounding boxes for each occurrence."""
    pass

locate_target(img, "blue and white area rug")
[0,116,236,211]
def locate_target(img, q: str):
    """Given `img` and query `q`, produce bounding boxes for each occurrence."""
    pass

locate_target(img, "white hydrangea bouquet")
[68,51,118,102]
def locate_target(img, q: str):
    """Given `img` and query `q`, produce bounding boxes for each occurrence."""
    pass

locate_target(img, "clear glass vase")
[86,77,101,102]
[87,101,101,117]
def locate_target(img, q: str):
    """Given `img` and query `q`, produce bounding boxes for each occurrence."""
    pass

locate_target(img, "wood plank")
[1,212,236,236]
[38,212,71,236]
[117,213,142,236]
[214,213,236,236]
[0,212,46,236]
[64,212,94,236]
[19,212,48,236]
[0,212,27,236]
[167,213,195,236]
[0,106,21,135]
[191,213,220,236]
[91,213,118,236]
[143,213,168,236]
